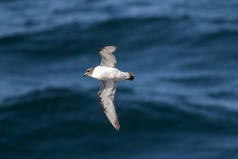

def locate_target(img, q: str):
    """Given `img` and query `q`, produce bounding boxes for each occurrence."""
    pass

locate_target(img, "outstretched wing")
[98,80,120,130]
[99,46,117,68]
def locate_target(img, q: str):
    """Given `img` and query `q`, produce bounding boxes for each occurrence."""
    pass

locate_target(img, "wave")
[189,28,238,48]
[1,16,238,61]
[1,87,238,135]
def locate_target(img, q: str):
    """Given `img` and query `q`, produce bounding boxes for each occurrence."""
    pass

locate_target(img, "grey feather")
[99,46,117,68]
[98,80,120,130]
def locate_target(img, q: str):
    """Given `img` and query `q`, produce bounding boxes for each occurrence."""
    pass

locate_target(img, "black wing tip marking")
[128,72,135,81]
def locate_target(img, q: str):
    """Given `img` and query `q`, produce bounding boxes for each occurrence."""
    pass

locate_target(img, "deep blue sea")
[1,0,238,158]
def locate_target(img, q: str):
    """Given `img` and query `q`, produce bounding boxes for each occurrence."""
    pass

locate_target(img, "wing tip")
[98,46,117,53]
[98,47,104,53]
[114,120,120,131]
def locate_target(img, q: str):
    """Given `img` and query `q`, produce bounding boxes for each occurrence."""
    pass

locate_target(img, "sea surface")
[1,0,238,158]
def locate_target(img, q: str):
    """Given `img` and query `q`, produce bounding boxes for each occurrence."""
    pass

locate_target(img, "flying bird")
[83,46,135,130]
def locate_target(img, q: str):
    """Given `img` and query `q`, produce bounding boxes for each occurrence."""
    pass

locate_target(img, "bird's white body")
[92,66,129,81]
[83,46,134,130]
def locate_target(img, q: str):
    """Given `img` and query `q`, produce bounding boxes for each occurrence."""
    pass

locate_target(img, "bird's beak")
[83,73,87,77]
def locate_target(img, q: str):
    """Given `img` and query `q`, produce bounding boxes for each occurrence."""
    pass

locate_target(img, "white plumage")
[83,46,134,130]
[92,66,129,81]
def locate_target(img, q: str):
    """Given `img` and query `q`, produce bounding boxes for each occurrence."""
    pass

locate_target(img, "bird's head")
[83,67,94,77]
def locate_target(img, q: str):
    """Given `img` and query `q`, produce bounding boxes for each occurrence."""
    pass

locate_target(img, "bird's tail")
[127,72,135,81]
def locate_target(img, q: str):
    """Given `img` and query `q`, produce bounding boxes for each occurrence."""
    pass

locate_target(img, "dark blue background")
[1,0,238,158]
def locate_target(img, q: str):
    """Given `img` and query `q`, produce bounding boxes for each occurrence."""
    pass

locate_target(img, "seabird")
[83,46,135,130]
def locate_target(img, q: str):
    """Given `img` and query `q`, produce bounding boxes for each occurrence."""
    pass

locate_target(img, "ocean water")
[1,0,238,158]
